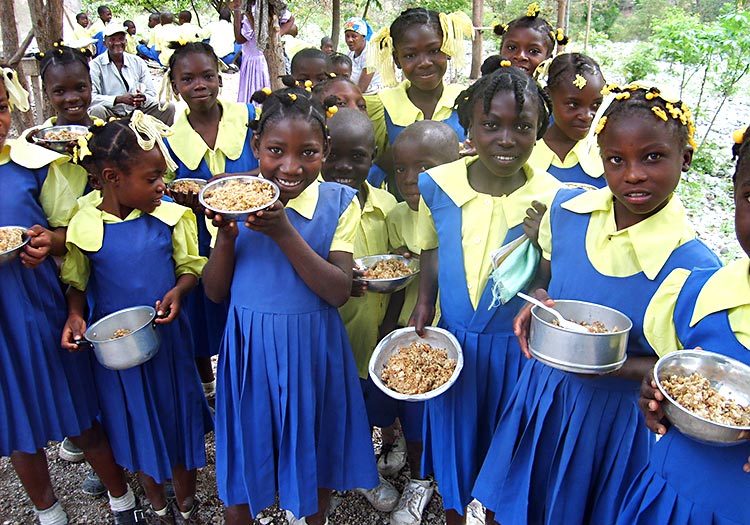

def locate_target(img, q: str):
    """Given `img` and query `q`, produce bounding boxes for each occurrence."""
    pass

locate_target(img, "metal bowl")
[654,349,750,445]
[354,254,420,294]
[32,125,89,153]
[529,299,632,374]
[167,178,206,194]
[84,306,161,370]
[0,226,30,264]
[369,326,463,402]
[198,175,279,222]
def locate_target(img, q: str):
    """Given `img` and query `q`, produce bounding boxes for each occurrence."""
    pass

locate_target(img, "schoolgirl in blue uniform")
[411,66,562,525]
[615,128,750,525]
[61,112,212,523]
[528,53,607,188]
[0,70,137,524]
[161,40,260,397]
[202,86,378,525]
[472,85,721,525]
[365,8,473,190]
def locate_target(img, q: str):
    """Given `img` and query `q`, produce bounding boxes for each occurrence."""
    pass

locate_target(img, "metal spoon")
[516,292,590,334]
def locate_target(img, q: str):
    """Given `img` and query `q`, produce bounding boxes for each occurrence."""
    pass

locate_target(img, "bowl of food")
[0,226,30,264]
[528,299,632,374]
[32,125,89,154]
[168,178,206,195]
[654,349,750,445]
[369,326,463,402]
[83,306,161,370]
[198,175,279,222]
[354,254,420,294]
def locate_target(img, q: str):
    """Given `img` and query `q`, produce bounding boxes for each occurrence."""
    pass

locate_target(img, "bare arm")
[513,258,552,358]
[408,248,438,336]
[201,212,239,303]
[357,69,375,94]
[230,0,249,44]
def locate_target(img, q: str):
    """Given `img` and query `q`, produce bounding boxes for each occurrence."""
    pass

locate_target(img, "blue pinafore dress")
[418,174,530,514]
[83,213,212,482]
[215,182,378,518]
[617,266,750,525]
[164,105,259,359]
[547,163,607,189]
[473,188,721,525]
[367,106,467,189]
[0,160,99,456]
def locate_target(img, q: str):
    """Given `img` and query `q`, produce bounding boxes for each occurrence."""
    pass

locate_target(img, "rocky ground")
[2,45,748,525]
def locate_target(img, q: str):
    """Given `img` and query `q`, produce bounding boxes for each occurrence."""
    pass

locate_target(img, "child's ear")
[101,167,118,185]
[681,145,694,172]
[218,75,223,88]
[250,132,261,158]
[371,145,377,162]
[392,51,402,70]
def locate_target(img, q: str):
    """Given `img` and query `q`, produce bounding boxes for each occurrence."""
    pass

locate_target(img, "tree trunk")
[556,0,569,52]
[470,0,483,79]
[584,0,593,52]
[362,0,371,20]
[27,0,63,119]
[331,0,340,49]
[263,13,285,89]
[0,0,35,132]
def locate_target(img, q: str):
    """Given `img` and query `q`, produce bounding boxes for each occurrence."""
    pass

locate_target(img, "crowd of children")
[2,2,749,525]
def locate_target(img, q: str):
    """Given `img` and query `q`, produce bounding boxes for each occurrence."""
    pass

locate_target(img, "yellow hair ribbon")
[573,74,587,89]
[1,68,30,112]
[128,110,178,172]
[73,135,92,164]
[500,60,512,67]
[288,93,297,101]
[526,3,541,17]
[615,92,631,100]
[326,105,338,119]
[261,87,272,95]
[158,68,178,111]
[600,83,618,95]
[439,11,474,71]
[594,116,607,135]
[366,27,397,87]
[651,106,668,122]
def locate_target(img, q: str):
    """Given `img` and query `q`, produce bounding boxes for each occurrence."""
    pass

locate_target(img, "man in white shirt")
[89,24,175,125]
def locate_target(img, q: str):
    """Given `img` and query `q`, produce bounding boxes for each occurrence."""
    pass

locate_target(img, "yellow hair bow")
[367,27,396,87]
[326,105,338,119]
[1,68,30,112]
[128,110,178,172]
[526,3,541,17]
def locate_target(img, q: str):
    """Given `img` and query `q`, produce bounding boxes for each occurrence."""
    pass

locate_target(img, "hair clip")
[288,93,297,101]
[73,135,92,164]
[261,87,272,95]
[326,105,338,118]
[526,3,541,17]
[39,52,45,57]
[651,106,668,122]
[80,48,87,53]
[600,83,618,95]
[614,92,630,100]
[573,74,587,89]
[500,59,512,67]
[53,42,59,47]
[93,118,105,127]
[178,38,187,46]
[594,116,607,135]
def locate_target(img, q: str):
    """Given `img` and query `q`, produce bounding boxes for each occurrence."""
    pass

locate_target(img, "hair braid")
[36,43,92,83]
[546,53,602,92]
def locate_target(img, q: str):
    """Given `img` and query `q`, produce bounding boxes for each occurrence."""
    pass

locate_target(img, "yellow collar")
[563,188,693,279]
[285,180,320,220]
[4,138,65,169]
[361,181,395,215]
[169,99,249,170]
[690,259,750,326]
[528,136,603,178]
[428,156,561,226]
[378,81,465,127]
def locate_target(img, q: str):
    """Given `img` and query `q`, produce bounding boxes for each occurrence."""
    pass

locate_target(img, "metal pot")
[81,306,161,370]
[529,299,632,374]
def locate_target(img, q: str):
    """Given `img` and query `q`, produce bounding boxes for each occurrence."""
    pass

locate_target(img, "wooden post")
[584,0,593,51]
[556,0,569,53]
[0,0,36,132]
[470,0,483,79]
[331,0,340,49]
[263,12,285,89]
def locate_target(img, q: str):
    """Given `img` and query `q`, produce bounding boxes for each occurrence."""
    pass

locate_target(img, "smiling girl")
[202,86,378,525]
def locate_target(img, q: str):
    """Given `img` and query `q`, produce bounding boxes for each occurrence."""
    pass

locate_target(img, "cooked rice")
[170,179,204,193]
[364,258,412,280]
[42,129,86,141]
[112,328,133,339]
[662,372,750,427]
[551,318,613,333]
[381,342,456,395]
[0,227,24,252]
[202,179,276,211]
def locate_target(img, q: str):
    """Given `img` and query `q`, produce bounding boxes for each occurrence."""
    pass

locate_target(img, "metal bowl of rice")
[354,254,420,294]
[0,226,30,264]
[33,125,89,153]
[198,175,280,222]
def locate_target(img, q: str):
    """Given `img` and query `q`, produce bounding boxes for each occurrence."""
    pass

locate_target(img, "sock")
[202,379,216,396]
[35,501,68,525]
[154,504,169,516]
[108,485,136,513]
[180,503,196,519]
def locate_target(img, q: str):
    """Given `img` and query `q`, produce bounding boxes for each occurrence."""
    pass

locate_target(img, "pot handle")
[152,309,170,328]
[74,339,93,349]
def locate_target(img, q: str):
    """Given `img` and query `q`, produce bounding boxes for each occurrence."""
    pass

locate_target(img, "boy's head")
[733,126,750,257]
[148,12,161,28]
[178,10,191,25]
[97,5,112,23]
[326,52,352,79]
[313,76,367,113]
[322,108,376,191]
[392,120,459,210]
[320,37,334,55]
[291,48,328,86]
[160,12,174,25]
[124,20,136,35]
[219,8,231,22]
[76,13,89,28]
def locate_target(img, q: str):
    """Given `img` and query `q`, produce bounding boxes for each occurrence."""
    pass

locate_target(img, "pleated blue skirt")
[617,430,750,525]
[422,322,526,514]
[94,314,212,482]
[215,306,379,518]
[473,360,653,525]
[0,259,99,456]
[183,281,228,358]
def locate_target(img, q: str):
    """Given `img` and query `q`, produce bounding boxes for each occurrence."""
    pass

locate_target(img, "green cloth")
[489,236,540,308]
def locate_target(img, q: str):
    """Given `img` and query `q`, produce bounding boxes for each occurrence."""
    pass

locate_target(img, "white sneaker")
[356,474,400,512]
[378,432,407,477]
[390,479,434,525]
[466,499,486,525]
[284,510,328,525]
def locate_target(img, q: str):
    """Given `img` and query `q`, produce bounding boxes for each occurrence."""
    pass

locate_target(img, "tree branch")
[8,29,34,67]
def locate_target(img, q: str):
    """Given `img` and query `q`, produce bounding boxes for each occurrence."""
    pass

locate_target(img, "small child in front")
[320,108,400,513]
[291,48,329,86]
[615,127,750,525]
[383,119,460,525]
[473,85,721,525]
[203,87,378,525]
[313,74,367,113]
[61,112,212,523]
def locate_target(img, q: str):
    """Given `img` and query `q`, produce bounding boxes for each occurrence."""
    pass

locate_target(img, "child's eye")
[302,149,319,157]
[566,102,578,109]
[516,123,533,131]
[0,104,8,113]
[394,166,405,174]
[482,121,498,130]
[268,146,282,155]
[530,48,542,55]
[646,152,663,161]
[607,156,623,165]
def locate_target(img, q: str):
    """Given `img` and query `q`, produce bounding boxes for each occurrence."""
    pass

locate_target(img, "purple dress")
[237,15,270,104]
